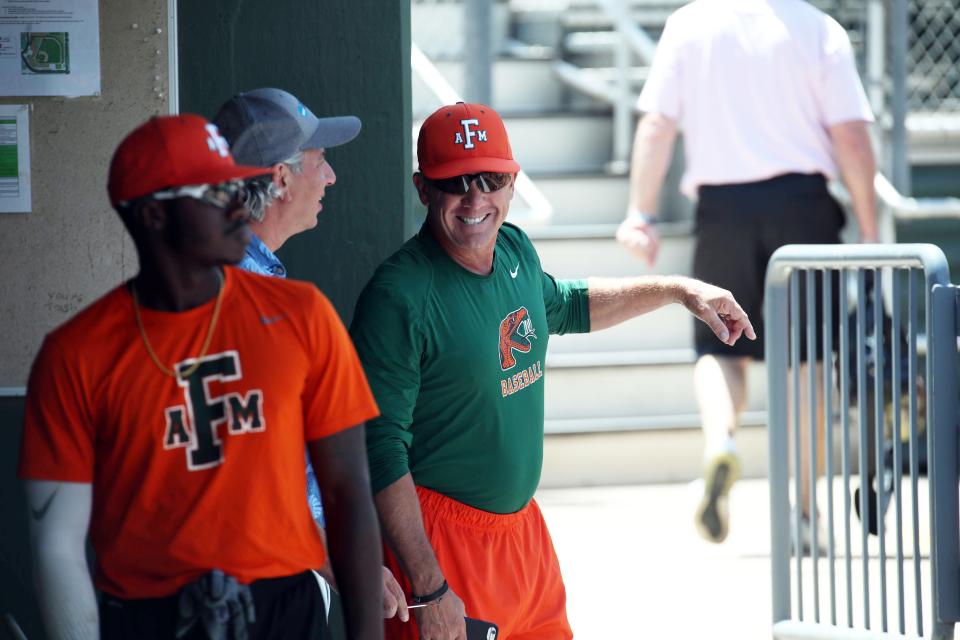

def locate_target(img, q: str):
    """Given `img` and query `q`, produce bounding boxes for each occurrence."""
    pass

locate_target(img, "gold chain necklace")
[131,270,225,378]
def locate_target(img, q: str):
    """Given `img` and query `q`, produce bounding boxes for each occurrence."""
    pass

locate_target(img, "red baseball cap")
[108,114,271,206]
[416,102,520,179]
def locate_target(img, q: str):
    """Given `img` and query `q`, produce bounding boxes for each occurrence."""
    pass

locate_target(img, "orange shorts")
[384,486,572,640]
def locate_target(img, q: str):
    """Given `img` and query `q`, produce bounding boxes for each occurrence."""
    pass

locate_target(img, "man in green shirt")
[350,102,755,640]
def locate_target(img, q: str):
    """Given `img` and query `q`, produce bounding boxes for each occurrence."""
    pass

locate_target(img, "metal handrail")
[875,173,960,220]
[828,173,960,251]
[551,0,657,171]
[410,43,553,224]
[551,60,642,110]
[594,0,657,63]
[594,0,655,170]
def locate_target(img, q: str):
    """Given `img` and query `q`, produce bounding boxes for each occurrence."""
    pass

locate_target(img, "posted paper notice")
[0,0,100,96]
[0,104,30,213]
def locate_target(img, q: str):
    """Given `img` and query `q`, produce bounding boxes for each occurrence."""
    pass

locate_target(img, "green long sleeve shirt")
[350,222,590,514]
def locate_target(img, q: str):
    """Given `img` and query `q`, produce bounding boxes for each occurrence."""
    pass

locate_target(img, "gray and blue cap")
[212,87,361,167]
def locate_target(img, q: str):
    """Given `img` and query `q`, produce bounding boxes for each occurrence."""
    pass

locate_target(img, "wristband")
[411,579,449,605]
[626,210,656,226]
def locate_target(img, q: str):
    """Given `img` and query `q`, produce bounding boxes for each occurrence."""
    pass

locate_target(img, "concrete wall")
[0,0,170,389]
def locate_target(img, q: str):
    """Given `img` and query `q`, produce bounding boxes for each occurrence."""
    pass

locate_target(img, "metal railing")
[595,0,655,171]
[551,0,657,172]
[875,173,960,221]
[765,244,959,640]
[829,174,960,247]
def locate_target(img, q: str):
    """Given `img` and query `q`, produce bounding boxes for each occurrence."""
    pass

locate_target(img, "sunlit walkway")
[538,479,775,639]
[537,478,946,640]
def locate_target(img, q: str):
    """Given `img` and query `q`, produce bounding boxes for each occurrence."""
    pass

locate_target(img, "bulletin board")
[0,0,174,388]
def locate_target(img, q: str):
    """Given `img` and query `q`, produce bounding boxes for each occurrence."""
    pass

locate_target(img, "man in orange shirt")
[18,114,383,639]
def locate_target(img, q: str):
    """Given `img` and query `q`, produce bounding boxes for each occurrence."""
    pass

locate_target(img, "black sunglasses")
[427,172,513,195]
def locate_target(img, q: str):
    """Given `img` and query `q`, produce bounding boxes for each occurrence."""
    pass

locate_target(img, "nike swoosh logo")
[260,313,287,325]
[31,487,58,521]
[510,262,520,279]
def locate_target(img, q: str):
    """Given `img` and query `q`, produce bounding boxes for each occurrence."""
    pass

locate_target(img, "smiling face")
[414,172,515,273]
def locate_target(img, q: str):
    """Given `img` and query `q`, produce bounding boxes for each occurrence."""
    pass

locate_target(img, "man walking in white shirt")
[618,0,878,549]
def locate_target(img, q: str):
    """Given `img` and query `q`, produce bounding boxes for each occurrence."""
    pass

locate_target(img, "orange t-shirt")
[18,267,379,598]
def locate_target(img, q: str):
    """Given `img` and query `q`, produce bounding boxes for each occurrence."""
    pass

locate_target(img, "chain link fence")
[792,0,960,117]
[907,0,960,113]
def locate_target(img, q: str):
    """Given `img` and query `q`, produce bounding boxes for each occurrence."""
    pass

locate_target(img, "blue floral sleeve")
[305,452,325,528]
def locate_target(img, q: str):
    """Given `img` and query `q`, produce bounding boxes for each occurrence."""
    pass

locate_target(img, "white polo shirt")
[638,0,874,198]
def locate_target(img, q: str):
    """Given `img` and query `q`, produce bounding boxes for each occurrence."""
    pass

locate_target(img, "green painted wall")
[898,165,960,277]
[0,397,42,639]
[913,164,960,199]
[178,1,413,324]
[177,5,411,636]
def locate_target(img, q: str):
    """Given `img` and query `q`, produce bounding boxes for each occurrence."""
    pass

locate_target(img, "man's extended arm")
[617,112,679,265]
[309,425,384,640]
[25,479,98,640]
[829,119,878,242]
[374,474,466,639]
[587,275,756,345]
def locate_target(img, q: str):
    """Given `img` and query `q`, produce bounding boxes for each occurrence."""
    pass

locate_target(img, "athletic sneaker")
[695,451,740,543]
[790,509,827,557]
[854,475,892,537]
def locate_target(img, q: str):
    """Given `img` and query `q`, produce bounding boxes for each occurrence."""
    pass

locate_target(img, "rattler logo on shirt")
[162,351,265,471]
[498,307,543,397]
[498,307,537,370]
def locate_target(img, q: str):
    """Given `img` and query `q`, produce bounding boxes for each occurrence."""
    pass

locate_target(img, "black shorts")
[693,172,844,361]
[100,571,330,640]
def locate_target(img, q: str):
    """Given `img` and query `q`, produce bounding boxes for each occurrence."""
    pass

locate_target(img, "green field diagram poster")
[20,32,69,74]
[0,0,100,96]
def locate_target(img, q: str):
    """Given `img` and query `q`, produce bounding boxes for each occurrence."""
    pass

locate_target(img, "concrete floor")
[538,479,775,639]
[536,478,946,640]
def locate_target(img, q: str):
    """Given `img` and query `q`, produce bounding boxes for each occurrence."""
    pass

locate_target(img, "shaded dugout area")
[0,2,411,637]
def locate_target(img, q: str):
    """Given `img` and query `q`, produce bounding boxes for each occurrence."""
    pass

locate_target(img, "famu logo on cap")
[453,119,488,149]
[416,102,520,179]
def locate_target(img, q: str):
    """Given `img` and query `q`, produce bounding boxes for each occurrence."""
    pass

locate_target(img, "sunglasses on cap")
[427,172,513,195]
[148,179,248,209]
